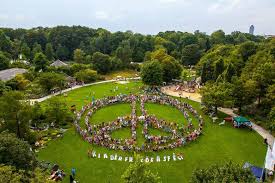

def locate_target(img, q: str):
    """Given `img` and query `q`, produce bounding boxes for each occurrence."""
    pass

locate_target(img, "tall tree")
[31,43,42,60]
[0,132,37,170]
[181,44,201,65]
[224,63,236,82]
[231,77,257,112]
[20,43,31,59]
[211,30,226,45]
[33,52,48,71]
[73,48,85,63]
[214,59,224,80]
[37,72,66,93]
[45,43,54,61]
[92,52,111,74]
[56,44,69,60]
[115,40,132,67]
[0,52,9,70]
[0,91,33,141]
[162,59,182,82]
[200,82,233,114]
[44,97,73,126]
[252,62,275,105]
[141,60,163,86]
[0,30,12,53]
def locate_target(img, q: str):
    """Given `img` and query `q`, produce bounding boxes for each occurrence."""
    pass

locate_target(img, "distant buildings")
[249,25,255,35]
[0,68,27,81]
[50,60,68,67]
[264,35,275,39]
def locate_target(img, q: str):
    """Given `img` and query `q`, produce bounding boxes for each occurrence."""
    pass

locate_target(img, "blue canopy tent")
[233,116,252,128]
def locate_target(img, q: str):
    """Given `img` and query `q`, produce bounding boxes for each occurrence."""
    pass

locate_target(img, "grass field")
[37,81,267,183]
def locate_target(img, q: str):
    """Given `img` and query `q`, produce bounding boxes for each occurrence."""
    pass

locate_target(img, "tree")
[181,44,201,65]
[44,97,73,126]
[0,30,12,53]
[252,62,275,105]
[56,44,69,60]
[0,132,37,170]
[73,48,85,63]
[21,43,31,59]
[0,52,9,70]
[224,63,236,82]
[0,164,54,183]
[0,91,33,141]
[110,57,123,71]
[121,155,160,183]
[11,39,21,60]
[141,60,163,86]
[190,162,256,183]
[181,69,193,81]
[74,69,97,83]
[116,40,132,67]
[231,77,257,112]
[200,61,213,84]
[92,52,111,74]
[162,59,182,82]
[200,82,233,114]
[214,59,224,80]
[5,74,30,90]
[37,72,66,93]
[31,43,42,60]
[70,63,91,75]
[33,52,48,71]
[0,165,23,182]
[0,81,11,96]
[211,30,225,45]
[45,43,54,61]
[238,41,257,62]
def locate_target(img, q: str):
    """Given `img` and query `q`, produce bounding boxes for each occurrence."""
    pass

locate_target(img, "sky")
[0,0,275,35]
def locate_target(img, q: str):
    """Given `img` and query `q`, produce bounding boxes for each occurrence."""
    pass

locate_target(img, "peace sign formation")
[75,94,204,152]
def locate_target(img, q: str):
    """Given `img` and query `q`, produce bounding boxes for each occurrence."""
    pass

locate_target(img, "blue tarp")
[251,166,264,179]
[243,162,265,182]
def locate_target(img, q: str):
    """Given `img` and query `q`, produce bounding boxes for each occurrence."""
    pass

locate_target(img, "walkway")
[28,77,140,104]
[161,86,275,173]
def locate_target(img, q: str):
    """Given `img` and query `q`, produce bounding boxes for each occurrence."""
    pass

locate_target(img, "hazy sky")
[0,0,274,35]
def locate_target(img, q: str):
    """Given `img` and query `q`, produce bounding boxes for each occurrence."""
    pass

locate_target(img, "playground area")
[161,84,202,102]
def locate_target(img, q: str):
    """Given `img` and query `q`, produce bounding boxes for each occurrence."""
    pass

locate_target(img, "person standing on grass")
[71,168,76,178]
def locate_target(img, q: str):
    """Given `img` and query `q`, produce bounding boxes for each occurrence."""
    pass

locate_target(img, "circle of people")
[74,94,204,152]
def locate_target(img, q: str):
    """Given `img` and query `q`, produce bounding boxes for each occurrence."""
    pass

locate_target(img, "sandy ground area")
[161,85,202,102]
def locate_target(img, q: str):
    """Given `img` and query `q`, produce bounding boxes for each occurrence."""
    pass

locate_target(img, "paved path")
[28,77,140,104]
[162,86,275,173]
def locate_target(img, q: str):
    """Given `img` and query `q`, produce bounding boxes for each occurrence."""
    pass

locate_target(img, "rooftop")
[0,68,28,81]
[50,60,68,67]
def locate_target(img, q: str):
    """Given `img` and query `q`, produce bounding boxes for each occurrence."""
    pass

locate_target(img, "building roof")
[0,68,28,81]
[50,60,68,67]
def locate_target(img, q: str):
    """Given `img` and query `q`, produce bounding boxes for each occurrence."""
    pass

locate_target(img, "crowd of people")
[74,94,204,152]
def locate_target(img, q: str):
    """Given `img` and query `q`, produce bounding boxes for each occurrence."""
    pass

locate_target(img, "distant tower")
[249,25,255,35]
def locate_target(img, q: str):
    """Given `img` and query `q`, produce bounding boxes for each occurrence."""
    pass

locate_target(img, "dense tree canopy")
[0,91,33,141]
[190,162,256,183]
[141,60,163,86]
[0,132,37,170]
[92,52,111,74]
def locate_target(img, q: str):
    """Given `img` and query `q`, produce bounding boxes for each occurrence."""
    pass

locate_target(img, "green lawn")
[37,81,267,183]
